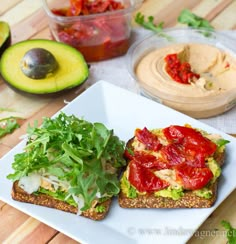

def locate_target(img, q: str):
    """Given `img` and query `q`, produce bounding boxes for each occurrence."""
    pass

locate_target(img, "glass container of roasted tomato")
[42,0,142,62]
[127,28,236,119]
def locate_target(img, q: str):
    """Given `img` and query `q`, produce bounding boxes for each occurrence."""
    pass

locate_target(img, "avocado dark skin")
[2,78,87,98]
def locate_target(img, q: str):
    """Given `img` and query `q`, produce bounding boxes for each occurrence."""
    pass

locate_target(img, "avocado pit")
[20,48,58,79]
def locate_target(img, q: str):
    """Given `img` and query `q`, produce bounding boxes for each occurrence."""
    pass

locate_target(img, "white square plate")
[0,80,236,244]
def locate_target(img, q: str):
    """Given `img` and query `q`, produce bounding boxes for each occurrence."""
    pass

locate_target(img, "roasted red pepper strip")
[133,151,169,170]
[128,160,170,192]
[160,143,186,166]
[163,125,217,167]
[54,0,125,17]
[175,163,213,190]
[51,0,127,62]
[135,127,162,151]
[68,0,83,16]
[123,148,134,161]
[127,125,216,192]
[88,0,110,14]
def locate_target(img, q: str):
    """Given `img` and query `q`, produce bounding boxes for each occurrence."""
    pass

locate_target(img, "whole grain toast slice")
[118,180,218,209]
[118,127,227,209]
[12,181,111,221]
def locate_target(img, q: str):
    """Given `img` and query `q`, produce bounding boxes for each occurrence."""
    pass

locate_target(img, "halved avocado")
[0,21,11,56]
[0,39,89,95]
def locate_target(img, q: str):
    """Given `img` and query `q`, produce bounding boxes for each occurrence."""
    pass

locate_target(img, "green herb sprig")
[135,9,215,39]
[178,9,214,30]
[0,117,20,138]
[221,220,236,244]
[135,12,173,41]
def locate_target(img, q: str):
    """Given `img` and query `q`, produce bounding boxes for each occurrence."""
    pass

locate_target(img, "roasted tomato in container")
[42,0,139,62]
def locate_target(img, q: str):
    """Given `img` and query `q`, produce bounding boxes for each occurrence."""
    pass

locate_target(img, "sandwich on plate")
[119,124,229,208]
[7,112,126,220]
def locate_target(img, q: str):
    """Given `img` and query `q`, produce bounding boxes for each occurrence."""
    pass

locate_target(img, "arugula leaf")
[221,220,236,244]
[0,117,20,138]
[135,12,173,41]
[93,122,112,159]
[69,173,98,211]
[178,9,214,36]
[135,12,164,33]
[216,138,230,147]
[178,9,214,30]
[135,10,214,40]
[7,112,126,212]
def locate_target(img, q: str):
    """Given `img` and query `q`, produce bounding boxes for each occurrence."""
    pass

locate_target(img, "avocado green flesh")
[0,21,10,45]
[207,158,221,182]
[0,39,89,94]
[193,188,213,199]
[154,187,184,200]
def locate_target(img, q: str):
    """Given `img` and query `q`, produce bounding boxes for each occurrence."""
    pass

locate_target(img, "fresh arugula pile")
[135,8,214,39]
[7,112,126,211]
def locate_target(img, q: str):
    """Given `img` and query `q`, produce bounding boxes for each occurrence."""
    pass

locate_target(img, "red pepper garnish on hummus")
[165,53,200,84]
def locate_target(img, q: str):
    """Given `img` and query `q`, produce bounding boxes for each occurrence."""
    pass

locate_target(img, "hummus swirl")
[135,43,236,118]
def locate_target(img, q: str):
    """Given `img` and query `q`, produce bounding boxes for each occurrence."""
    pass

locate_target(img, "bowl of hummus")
[127,28,236,118]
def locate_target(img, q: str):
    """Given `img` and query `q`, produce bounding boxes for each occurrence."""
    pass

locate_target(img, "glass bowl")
[127,28,236,119]
[42,0,142,62]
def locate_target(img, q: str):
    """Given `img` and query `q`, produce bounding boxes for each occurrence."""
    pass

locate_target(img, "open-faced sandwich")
[7,112,126,220]
[119,124,229,208]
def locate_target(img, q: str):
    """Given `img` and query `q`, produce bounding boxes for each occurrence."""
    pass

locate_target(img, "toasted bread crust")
[12,181,111,220]
[119,182,218,208]
[119,133,225,209]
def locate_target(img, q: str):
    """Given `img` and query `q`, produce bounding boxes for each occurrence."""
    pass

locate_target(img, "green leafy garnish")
[0,117,20,138]
[95,205,106,213]
[178,9,214,30]
[221,220,236,244]
[178,9,214,36]
[135,10,215,39]
[216,138,230,147]
[7,112,126,212]
[135,12,173,41]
